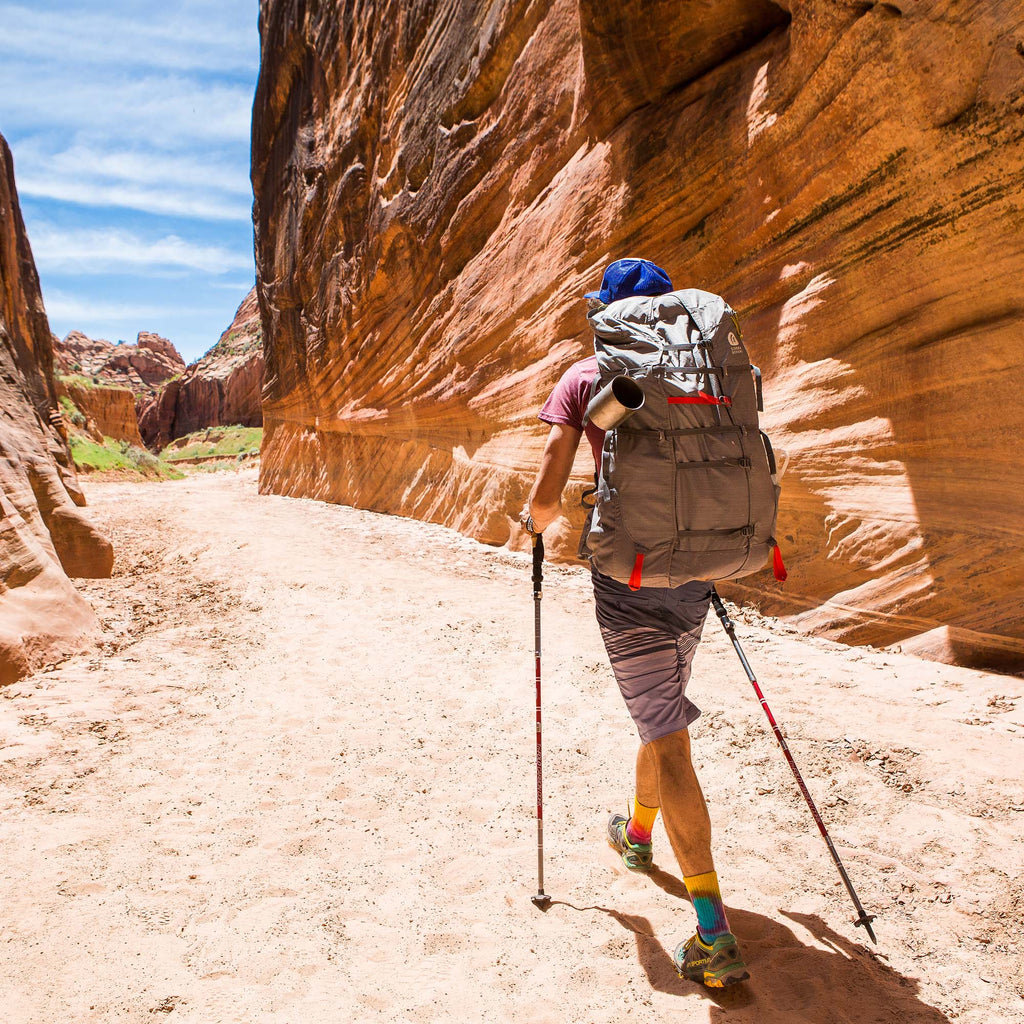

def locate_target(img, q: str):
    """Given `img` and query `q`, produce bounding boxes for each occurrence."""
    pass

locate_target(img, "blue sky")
[0,0,259,363]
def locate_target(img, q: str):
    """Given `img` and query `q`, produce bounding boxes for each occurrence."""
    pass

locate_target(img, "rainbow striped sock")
[625,798,658,845]
[684,869,730,940]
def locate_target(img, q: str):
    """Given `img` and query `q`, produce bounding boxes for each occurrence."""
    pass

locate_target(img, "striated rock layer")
[56,378,144,447]
[0,135,113,684]
[139,289,263,449]
[252,0,1024,670]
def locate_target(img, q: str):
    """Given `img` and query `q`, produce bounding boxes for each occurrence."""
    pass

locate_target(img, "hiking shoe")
[607,813,653,870]
[673,930,749,988]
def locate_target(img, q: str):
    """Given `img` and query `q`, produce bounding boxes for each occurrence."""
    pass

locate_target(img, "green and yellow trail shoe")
[606,813,653,870]
[673,930,749,988]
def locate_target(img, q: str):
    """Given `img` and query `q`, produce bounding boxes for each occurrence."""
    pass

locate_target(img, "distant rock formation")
[53,291,263,451]
[0,133,113,684]
[138,288,263,449]
[251,1,1024,670]
[54,328,185,450]
[56,329,186,394]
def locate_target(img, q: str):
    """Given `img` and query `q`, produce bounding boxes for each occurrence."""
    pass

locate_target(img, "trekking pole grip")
[532,533,544,598]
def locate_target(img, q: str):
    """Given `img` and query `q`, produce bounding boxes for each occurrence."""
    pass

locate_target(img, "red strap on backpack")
[668,392,732,406]
[772,544,788,582]
[628,552,645,591]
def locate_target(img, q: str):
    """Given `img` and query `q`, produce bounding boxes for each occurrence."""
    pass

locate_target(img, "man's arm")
[523,422,583,533]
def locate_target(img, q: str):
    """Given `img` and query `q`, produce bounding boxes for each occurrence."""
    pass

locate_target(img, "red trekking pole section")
[710,587,877,943]
[531,534,550,907]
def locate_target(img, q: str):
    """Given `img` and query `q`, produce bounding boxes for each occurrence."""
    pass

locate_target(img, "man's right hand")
[519,504,540,535]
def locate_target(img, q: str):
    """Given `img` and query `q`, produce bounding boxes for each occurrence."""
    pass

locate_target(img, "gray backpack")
[581,288,785,589]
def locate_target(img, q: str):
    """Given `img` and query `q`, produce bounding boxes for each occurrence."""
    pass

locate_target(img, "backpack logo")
[727,331,742,353]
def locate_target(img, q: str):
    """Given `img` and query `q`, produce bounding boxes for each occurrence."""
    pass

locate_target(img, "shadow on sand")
[547,864,949,1023]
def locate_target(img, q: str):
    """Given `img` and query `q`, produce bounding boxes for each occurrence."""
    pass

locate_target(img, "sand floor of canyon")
[1,468,1021,1024]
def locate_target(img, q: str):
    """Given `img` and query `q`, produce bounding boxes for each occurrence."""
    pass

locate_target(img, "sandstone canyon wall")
[251,0,1024,670]
[56,378,144,447]
[0,135,113,684]
[139,288,264,449]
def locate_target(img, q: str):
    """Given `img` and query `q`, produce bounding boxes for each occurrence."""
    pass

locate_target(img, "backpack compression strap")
[668,393,732,406]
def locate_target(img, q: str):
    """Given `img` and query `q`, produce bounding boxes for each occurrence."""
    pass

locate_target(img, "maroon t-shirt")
[538,355,604,469]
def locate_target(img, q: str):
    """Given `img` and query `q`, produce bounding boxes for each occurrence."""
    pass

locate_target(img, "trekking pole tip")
[855,913,877,944]
[531,892,551,909]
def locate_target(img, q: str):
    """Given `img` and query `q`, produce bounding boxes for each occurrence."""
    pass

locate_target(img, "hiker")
[520,258,752,988]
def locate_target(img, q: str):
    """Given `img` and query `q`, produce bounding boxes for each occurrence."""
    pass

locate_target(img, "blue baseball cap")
[585,257,673,304]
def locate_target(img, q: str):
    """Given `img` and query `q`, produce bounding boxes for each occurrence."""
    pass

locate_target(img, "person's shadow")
[551,865,950,1022]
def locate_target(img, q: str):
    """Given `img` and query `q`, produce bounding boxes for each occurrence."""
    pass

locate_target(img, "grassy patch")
[161,425,262,461]
[210,322,262,358]
[58,394,87,428]
[70,436,184,479]
[57,373,119,390]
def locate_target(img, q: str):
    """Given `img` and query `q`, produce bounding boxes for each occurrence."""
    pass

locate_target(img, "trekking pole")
[709,587,877,943]
[531,533,551,907]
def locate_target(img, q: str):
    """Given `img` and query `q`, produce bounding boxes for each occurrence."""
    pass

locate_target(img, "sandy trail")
[0,469,1021,1023]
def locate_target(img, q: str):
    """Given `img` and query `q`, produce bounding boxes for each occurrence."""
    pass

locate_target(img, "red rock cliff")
[0,135,113,684]
[138,288,263,449]
[55,377,145,447]
[251,0,1024,670]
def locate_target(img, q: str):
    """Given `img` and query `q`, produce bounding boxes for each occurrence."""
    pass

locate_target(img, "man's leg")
[650,727,747,985]
[634,743,658,807]
[624,743,660,846]
[591,569,748,985]
[595,573,705,869]
[638,730,732,935]
[647,729,712,875]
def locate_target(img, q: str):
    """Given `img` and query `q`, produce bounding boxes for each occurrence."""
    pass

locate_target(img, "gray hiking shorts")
[591,567,712,745]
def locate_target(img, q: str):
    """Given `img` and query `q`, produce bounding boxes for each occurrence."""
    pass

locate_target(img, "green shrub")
[69,435,183,479]
[56,373,119,391]
[58,394,87,428]
[126,446,161,473]
[161,425,263,461]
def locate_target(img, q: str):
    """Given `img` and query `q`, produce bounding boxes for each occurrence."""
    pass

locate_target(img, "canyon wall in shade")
[252,0,1024,669]
[0,134,112,684]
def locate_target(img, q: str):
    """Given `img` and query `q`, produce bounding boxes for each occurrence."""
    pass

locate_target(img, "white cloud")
[18,173,252,222]
[209,279,256,291]
[0,72,253,144]
[0,2,256,75]
[10,137,253,221]
[30,225,253,275]
[43,291,182,325]
[37,144,252,197]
